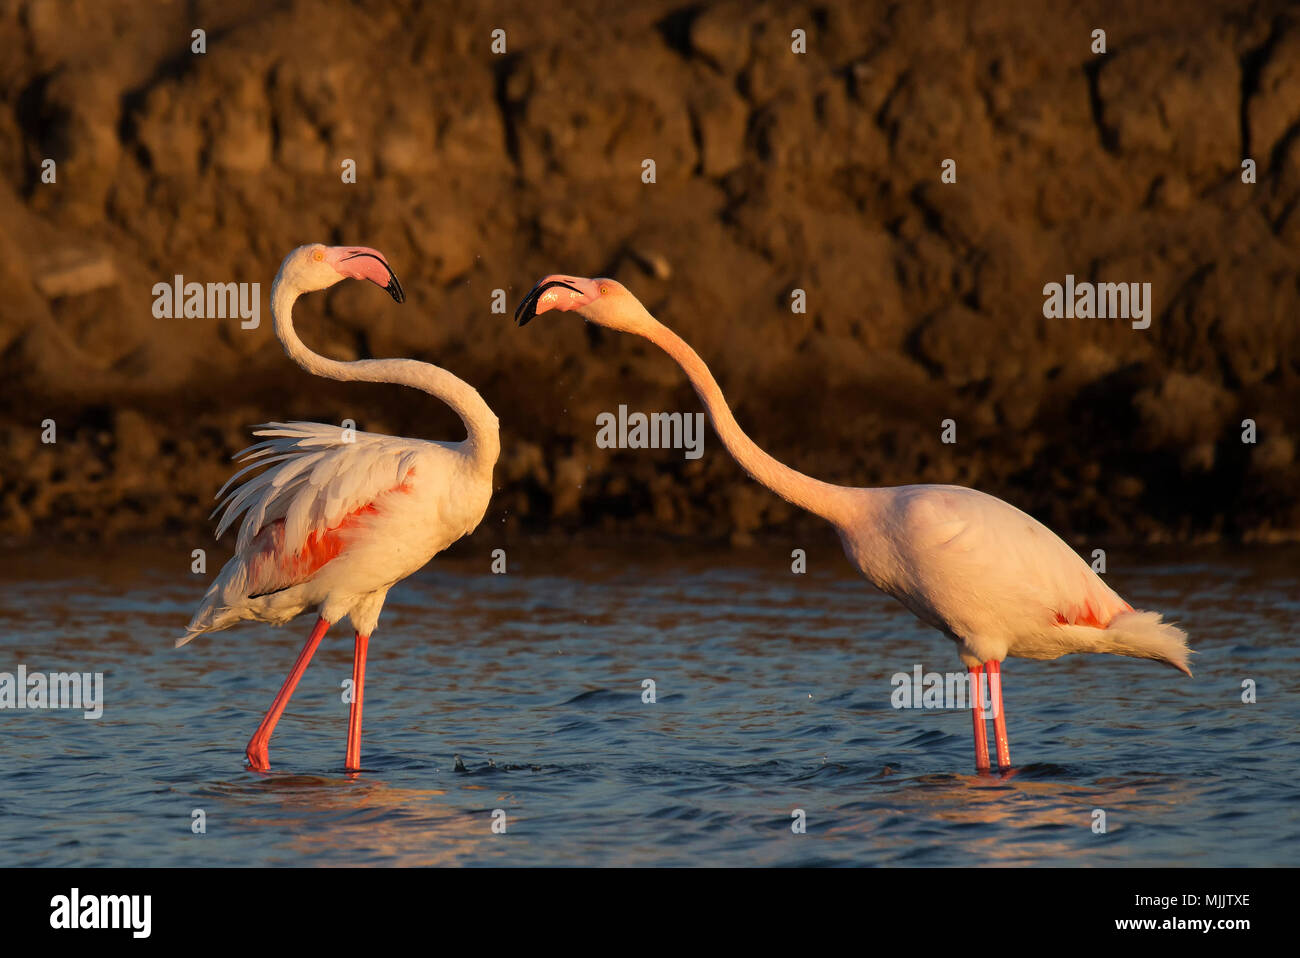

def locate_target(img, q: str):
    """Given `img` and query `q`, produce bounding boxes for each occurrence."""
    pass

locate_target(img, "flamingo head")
[279,244,406,303]
[514,275,645,332]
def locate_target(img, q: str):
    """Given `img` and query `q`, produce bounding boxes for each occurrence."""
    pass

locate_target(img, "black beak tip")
[513,279,582,329]
[513,289,535,326]
[387,277,405,304]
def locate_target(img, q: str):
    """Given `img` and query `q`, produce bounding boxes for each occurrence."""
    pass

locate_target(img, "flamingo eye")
[312,250,324,262]
[600,284,609,295]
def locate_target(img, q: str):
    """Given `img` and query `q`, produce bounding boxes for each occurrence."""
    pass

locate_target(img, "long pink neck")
[637,313,857,526]
[271,277,499,470]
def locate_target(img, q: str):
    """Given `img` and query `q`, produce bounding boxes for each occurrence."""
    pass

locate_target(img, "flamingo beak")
[332,248,406,303]
[514,278,588,326]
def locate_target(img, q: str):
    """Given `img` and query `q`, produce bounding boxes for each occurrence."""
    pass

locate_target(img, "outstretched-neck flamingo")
[515,276,1191,771]
[179,245,499,772]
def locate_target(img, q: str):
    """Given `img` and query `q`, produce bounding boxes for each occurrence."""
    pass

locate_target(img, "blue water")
[1,540,1296,866]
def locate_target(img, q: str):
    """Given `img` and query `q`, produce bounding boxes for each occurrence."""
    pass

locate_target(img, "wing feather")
[211,422,428,576]
[889,485,1130,635]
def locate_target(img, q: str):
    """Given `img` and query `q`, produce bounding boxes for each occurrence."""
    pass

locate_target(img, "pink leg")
[969,663,990,771]
[987,659,1012,769]
[345,632,369,771]
[246,616,331,770]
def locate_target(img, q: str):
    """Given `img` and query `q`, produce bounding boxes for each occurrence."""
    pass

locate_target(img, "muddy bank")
[1,0,1297,547]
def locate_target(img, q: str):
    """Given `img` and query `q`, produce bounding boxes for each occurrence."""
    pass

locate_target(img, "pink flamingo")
[179,245,499,772]
[516,276,1192,771]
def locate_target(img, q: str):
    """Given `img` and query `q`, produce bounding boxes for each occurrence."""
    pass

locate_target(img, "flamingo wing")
[886,485,1131,636]
[212,421,425,594]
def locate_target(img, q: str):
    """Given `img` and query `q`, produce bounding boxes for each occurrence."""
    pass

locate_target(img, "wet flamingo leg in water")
[246,616,331,770]
[988,659,1011,769]
[969,663,990,771]
[345,633,369,771]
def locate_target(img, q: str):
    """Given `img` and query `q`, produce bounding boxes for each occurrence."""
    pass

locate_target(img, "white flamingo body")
[835,483,1185,671]
[182,244,498,771]
[181,424,491,641]
[516,275,1191,770]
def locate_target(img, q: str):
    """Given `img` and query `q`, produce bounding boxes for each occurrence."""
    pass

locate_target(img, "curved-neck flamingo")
[515,275,1191,771]
[180,245,499,772]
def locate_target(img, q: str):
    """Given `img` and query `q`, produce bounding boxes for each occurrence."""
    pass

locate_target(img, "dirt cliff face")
[1,0,1297,546]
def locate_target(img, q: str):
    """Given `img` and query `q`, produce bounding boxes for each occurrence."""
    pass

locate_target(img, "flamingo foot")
[969,663,990,771]
[245,739,271,771]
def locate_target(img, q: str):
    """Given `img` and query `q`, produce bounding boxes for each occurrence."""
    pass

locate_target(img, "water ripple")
[0,541,1295,866]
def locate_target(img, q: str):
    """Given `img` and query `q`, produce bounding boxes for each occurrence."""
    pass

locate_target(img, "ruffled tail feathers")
[1102,610,1193,676]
